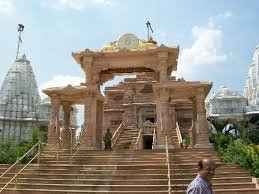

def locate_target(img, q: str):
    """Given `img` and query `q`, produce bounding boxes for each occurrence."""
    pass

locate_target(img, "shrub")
[243,124,259,144]
[32,129,47,144]
[0,129,46,164]
[211,132,259,177]
[211,133,234,150]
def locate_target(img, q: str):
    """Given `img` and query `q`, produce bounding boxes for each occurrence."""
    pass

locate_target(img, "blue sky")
[0,0,259,99]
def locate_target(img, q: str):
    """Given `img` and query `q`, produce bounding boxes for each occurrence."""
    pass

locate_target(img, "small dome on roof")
[213,86,244,99]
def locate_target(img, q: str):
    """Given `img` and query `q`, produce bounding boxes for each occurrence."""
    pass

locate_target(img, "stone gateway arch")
[43,33,212,150]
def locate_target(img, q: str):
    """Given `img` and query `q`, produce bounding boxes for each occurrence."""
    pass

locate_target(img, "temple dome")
[213,86,244,99]
[0,54,41,119]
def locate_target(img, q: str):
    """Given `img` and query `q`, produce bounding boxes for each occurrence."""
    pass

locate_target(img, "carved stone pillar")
[96,100,104,149]
[83,56,93,84]
[194,89,211,148]
[47,96,60,147]
[191,98,197,146]
[155,88,169,148]
[160,65,167,82]
[169,104,176,129]
[81,96,97,149]
[60,102,72,149]
[158,52,168,82]
[133,105,137,126]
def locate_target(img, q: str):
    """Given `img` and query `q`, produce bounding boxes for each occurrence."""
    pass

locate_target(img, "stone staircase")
[0,165,10,174]
[0,148,258,193]
[113,127,139,149]
[0,149,169,194]
[167,128,181,148]
[169,148,259,193]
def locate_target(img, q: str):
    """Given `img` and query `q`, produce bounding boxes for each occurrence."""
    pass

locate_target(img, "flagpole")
[16,24,24,60]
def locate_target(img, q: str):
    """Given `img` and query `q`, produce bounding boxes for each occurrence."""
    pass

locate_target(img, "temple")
[206,45,259,126]
[0,54,77,143]
[43,33,213,150]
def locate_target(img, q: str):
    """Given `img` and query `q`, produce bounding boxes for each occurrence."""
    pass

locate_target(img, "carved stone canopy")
[72,44,179,85]
[153,81,213,102]
[43,84,104,104]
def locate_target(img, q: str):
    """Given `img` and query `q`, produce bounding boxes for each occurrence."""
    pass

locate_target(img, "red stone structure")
[43,33,212,150]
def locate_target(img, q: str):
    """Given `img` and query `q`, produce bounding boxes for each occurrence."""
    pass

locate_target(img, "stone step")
[23,164,247,173]
[42,150,166,155]
[37,160,165,166]
[0,177,168,185]
[1,188,169,194]
[1,148,257,194]
[118,136,137,139]
[171,167,248,173]
[171,177,253,184]
[40,156,166,160]
[167,189,259,194]
[171,182,256,190]
[54,154,165,158]
[0,183,169,191]
[3,172,168,179]
[170,157,220,162]
[171,172,251,179]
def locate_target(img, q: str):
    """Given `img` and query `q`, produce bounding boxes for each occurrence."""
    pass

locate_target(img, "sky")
[0,0,259,100]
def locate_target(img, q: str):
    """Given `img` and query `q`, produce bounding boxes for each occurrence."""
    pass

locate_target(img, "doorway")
[145,117,155,123]
[143,135,153,149]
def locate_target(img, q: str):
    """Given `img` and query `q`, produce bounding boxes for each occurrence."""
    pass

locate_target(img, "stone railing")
[176,122,183,147]
[135,128,143,150]
[111,123,123,148]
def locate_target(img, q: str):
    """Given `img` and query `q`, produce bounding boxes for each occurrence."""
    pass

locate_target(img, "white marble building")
[206,86,247,120]
[206,45,259,124]
[0,55,77,143]
[244,45,259,113]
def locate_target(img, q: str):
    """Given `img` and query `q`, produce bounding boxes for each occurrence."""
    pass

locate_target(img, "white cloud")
[39,75,84,99]
[208,10,233,28]
[0,0,15,14]
[41,0,114,11]
[176,12,232,80]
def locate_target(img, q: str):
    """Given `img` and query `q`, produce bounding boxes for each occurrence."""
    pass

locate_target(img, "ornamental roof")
[212,86,245,99]
[101,33,159,52]
[0,54,41,119]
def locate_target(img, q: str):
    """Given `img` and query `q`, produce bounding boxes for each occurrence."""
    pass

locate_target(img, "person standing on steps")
[187,158,216,194]
[103,128,112,150]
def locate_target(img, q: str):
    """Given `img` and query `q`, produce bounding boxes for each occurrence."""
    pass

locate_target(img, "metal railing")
[111,123,123,148]
[53,127,81,165]
[165,136,172,194]
[0,140,41,192]
[176,122,183,147]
